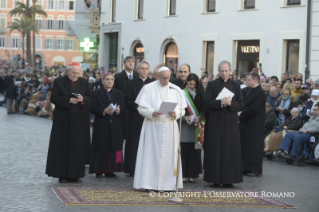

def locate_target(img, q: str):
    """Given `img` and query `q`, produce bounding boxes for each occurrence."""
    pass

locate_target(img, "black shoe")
[105,173,117,178]
[284,155,296,160]
[212,183,221,188]
[96,173,103,178]
[129,174,134,177]
[66,178,81,183]
[7,112,15,114]
[58,178,67,183]
[222,184,234,188]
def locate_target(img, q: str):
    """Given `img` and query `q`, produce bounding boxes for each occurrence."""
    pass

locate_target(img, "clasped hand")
[221,97,232,106]
[104,106,113,115]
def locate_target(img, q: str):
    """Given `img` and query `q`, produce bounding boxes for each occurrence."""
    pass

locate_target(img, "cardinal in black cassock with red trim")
[46,62,91,183]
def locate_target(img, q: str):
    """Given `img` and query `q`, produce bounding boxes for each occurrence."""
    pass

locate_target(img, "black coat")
[123,77,153,175]
[46,76,91,178]
[4,75,15,99]
[241,86,250,99]
[283,116,303,130]
[0,76,4,91]
[114,70,139,93]
[114,70,138,139]
[240,85,266,173]
[265,108,277,137]
[203,77,244,184]
[93,79,103,90]
[90,87,125,152]
[265,109,277,129]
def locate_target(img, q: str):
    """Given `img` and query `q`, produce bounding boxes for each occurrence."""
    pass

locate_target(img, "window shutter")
[63,20,66,30]
[64,0,68,10]
[10,38,13,48]
[42,20,44,30]
[44,39,47,49]
[46,0,49,9]
[52,39,56,49]
[18,38,21,48]
[45,20,48,29]
[4,38,7,47]
[72,40,75,50]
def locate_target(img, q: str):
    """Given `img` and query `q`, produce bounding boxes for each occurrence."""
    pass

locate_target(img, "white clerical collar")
[125,70,133,78]
[139,77,146,81]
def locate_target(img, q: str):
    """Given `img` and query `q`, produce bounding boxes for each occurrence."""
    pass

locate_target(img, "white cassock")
[133,80,187,191]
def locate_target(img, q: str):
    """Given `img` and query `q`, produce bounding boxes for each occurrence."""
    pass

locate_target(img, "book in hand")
[216,87,235,100]
[72,93,80,98]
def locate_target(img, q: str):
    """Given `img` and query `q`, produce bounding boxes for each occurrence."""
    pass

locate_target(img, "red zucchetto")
[69,61,81,66]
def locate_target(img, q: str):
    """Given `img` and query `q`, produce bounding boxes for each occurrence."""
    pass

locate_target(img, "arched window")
[164,42,178,73]
[134,43,144,68]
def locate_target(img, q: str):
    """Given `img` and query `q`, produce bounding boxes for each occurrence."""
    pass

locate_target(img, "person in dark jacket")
[265,103,277,137]
[89,72,125,178]
[123,61,153,177]
[240,72,266,177]
[282,108,304,131]
[181,73,204,183]
[4,70,17,114]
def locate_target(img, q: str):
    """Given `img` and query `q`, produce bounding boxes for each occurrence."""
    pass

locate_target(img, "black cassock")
[89,88,125,173]
[123,77,153,175]
[203,77,244,184]
[114,70,139,139]
[46,76,91,179]
[240,85,266,173]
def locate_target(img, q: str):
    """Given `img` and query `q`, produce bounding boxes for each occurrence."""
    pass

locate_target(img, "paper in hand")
[159,102,177,114]
[188,115,195,123]
[109,103,117,113]
[216,87,235,100]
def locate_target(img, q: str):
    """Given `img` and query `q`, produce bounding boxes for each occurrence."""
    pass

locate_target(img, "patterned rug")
[53,187,295,208]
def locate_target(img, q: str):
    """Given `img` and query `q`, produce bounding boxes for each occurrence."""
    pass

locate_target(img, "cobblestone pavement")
[0,94,318,212]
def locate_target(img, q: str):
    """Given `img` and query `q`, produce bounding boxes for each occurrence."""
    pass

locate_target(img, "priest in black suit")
[113,56,138,92]
[114,56,138,139]
[203,61,244,188]
[239,72,266,177]
[123,61,153,176]
[46,62,91,183]
[89,72,126,178]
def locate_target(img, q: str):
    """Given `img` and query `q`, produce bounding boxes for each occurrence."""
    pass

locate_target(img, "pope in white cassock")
[133,67,187,191]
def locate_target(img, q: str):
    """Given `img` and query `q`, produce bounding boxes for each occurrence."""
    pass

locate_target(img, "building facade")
[0,0,83,68]
[98,0,318,80]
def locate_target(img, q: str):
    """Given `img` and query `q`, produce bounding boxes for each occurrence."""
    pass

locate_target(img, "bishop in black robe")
[46,73,91,182]
[89,75,126,177]
[123,77,153,176]
[203,77,244,185]
[240,83,266,176]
